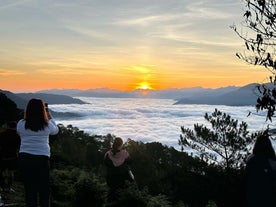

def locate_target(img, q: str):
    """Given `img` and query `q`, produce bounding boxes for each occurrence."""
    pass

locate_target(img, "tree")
[232,0,276,121]
[179,109,253,171]
[0,93,22,126]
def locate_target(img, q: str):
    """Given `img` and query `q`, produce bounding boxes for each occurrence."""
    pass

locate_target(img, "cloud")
[51,97,267,149]
[36,68,101,76]
[123,64,156,74]
[185,1,239,20]
[114,14,177,27]
[0,69,25,76]
[0,0,32,10]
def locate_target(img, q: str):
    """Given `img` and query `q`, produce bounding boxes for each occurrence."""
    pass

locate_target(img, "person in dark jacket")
[104,137,134,205]
[245,132,276,207]
[0,121,21,192]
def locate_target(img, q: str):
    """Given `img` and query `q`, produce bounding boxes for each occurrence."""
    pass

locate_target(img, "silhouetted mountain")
[0,90,28,109]
[38,86,238,100]
[39,85,258,106]
[16,93,87,105]
[0,90,86,109]
[174,83,260,106]
[3,82,268,107]
[39,88,142,98]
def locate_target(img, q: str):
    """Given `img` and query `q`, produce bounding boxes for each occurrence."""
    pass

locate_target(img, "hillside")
[0,90,87,109]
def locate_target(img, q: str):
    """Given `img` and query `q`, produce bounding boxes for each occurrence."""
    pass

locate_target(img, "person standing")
[245,132,276,207]
[0,121,21,192]
[104,137,134,205]
[17,99,59,207]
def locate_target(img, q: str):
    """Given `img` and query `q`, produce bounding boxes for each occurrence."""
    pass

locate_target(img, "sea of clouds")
[50,97,272,150]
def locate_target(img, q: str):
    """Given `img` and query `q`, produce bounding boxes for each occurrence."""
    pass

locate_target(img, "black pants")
[18,153,50,207]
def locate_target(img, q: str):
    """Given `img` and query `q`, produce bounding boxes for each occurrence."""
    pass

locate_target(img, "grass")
[1,180,25,207]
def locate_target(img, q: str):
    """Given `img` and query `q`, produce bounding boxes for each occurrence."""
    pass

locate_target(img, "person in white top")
[17,99,59,207]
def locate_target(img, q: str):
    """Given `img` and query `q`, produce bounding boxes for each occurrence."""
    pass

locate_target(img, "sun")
[136,82,153,90]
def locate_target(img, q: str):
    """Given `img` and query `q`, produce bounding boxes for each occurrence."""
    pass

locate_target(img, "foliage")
[179,108,253,170]
[117,183,172,207]
[116,182,149,207]
[50,168,79,206]
[50,124,105,169]
[206,200,217,207]
[0,93,22,126]
[126,140,208,203]
[51,168,108,206]
[232,0,276,121]
[73,171,107,207]
[147,194,172,207]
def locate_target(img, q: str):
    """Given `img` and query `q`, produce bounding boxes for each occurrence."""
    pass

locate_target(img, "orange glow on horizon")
[0,63,271,93]
[135,82,154,90]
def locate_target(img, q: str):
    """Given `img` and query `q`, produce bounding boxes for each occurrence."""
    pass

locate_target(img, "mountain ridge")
[0,89,87,109]
[173,83,261,106]
[36,83,259,106]
[37,85,239,100]
[0,82,267,107]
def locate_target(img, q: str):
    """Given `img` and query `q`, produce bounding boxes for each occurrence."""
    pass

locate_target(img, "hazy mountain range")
[0,82,267,109]
[36,82,262,106]
[37,86,238,99]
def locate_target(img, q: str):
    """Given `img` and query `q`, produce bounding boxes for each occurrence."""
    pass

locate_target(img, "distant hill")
[0,90,86,109]
[16,93,86,105]
[38,84,260,106]
[38,86,238,100]
[0,90,27,109]
[174,83,260,106]
[38,83,264,106]
[3,82,270,107]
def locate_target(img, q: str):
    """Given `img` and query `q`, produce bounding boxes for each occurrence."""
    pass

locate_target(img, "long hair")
[253,133,276,161]
[24,99,49,131]
[111,137,123,154]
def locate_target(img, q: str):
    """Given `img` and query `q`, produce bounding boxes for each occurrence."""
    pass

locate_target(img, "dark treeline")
[0,93,247,207]
[48,125,246,207]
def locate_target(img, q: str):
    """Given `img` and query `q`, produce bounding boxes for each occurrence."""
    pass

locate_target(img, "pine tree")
[179,109,253,171]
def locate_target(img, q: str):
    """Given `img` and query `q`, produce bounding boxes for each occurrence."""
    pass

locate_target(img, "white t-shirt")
[17,119,59,157]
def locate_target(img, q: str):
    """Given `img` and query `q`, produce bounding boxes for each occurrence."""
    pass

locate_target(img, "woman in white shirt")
[17,99,59,207]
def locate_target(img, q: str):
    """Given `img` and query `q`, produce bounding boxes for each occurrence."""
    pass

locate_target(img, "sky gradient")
[0,0,271,92]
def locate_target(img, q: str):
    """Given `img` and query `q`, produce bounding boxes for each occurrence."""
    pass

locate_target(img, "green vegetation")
[179,108,253,171]
[0,93,255,207]
[0,93,23,127]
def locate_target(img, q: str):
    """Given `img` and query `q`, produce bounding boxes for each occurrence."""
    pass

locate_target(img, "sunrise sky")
[0,0,271,92]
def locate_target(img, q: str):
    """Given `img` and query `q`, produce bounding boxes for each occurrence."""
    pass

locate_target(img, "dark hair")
[24,99,48,131]
[253,133,276,160]
[112,137,123,154]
